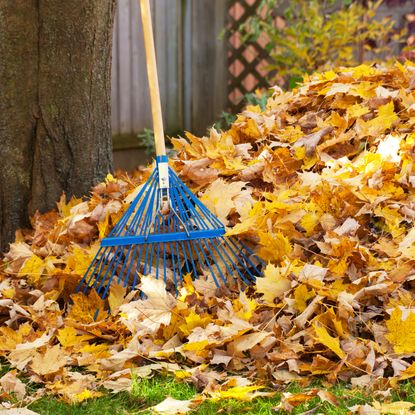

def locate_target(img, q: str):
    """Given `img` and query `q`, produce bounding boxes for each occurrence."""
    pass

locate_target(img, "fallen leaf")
[150,396,195,415]
[255,263,292,305]
[0,370,26,399]
[386,308,415,354]
[30,345,68,376]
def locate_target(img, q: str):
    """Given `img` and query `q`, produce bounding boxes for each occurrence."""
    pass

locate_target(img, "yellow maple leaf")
[179,311,211,336]
[234,291,257,321]
[65,245,98,276]
[350,81,377,99]
[0,324,31,353]
[386,307,415,354]
[300,212,319,235]
[350,64,379,78]
[327,256,348,275]
[313,324,345,359]
[105,173,116,183]
[239,118,261,140]
[56,193,84,218]
[294,284,315,313]
[19,254,44,283]
[182,340,210,352]
[374,206,404,238]
[258,232,292,262]
[357,101,398,137]
[119,276,176,334]
[346,103,370,119]
[57,327,94,348]
[68,290,106,323]
[255,263,292,305]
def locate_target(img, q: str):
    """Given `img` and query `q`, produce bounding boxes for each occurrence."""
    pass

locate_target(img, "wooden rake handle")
[139,0,166,158]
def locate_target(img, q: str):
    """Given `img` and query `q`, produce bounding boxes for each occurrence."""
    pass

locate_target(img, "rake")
[76,0,263,300]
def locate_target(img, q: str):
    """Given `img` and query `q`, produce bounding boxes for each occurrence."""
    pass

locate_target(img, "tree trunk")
[0,0,116,252]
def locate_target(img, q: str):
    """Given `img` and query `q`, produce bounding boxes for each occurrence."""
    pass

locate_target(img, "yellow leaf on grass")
[372,400,415,415]
[313,324,345,359]
[0,370,27,400]
[209,385,267,401]
[255,263,291,305]
[74,389,104,402]
[386,307,415,354]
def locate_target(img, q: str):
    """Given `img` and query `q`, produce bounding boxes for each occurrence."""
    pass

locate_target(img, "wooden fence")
[111,0,229,142]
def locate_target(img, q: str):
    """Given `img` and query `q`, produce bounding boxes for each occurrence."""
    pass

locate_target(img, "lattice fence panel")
[227,0,272,113]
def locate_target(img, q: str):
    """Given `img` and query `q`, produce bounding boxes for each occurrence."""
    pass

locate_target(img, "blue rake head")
[76,156,264,299]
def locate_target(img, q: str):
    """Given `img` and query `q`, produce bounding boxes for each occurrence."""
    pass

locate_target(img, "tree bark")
[0,0,116,252]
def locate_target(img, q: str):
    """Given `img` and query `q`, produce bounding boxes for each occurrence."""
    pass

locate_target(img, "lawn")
[24,376,415,415]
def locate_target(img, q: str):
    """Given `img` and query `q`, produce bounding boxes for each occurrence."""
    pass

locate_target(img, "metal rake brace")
[76,0,263,299]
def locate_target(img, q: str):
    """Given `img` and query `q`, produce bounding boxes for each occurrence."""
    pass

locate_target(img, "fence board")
[130,0,151,133]
[117,0,132,134]
[182,0,193,131]
[165,0,181,132]
[190,0,229,134]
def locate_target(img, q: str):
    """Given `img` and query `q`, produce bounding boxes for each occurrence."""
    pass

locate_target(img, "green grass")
[13,375,414,415]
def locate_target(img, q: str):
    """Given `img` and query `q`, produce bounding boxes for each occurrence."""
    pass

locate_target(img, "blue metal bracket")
[101,228,226,246]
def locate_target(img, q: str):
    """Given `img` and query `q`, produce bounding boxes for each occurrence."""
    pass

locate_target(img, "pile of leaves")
[2,62,415,413]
